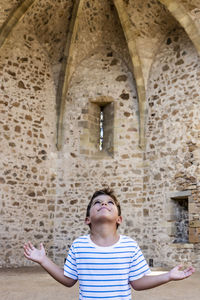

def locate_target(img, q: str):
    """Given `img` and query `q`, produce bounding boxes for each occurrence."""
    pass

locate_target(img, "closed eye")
[93,200,100,205]
[108,201,115,205]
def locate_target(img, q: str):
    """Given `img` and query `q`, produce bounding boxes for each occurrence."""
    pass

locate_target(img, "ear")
[85,217,91,226]
[117,216,122,226]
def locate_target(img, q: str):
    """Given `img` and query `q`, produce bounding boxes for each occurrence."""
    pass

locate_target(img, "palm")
[169,265,195,280]
[29,247,45,262]
[24,242,46,264]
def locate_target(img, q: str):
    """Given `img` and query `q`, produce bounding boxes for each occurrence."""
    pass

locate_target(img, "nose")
[101,201,108,206]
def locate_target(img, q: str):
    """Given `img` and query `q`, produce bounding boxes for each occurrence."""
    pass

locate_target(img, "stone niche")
[168,191,191,244]
[172,197,189,243]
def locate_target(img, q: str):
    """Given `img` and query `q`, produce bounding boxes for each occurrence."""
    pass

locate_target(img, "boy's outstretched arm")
[23,242,77,288]
[130,265,195,291]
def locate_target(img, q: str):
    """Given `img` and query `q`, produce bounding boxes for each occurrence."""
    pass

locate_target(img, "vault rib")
[0,0,36,49]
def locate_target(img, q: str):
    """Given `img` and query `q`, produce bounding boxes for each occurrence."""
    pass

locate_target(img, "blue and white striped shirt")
[64,235,151,300]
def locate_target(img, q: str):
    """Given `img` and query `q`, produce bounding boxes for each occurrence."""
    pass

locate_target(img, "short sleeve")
[129,243,151,282]
[64,244,78,280]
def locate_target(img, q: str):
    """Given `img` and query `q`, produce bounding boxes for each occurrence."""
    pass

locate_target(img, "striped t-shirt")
[64,235,151,300]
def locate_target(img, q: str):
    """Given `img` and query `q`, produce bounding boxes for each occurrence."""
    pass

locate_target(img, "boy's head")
[85,188,121,228]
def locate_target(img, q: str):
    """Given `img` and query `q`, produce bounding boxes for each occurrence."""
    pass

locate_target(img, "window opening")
[99,106,104,151]
[82,98,114,157]
[172,197,189,243]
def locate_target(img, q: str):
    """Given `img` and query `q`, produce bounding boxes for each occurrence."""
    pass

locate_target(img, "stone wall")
[0,21,57,266]
[145,27,200,269]
[0,0,200,271]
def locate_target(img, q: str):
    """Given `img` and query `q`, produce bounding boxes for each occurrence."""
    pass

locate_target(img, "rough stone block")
[189,228,200,243]
[189,220,200,228]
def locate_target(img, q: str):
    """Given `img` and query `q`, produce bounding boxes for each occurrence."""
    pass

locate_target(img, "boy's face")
[85,194,122,228]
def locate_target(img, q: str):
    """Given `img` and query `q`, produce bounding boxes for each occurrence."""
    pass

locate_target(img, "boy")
[24,188,195,299]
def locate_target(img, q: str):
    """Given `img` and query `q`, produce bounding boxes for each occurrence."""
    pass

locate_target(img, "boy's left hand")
[169,265,195,281]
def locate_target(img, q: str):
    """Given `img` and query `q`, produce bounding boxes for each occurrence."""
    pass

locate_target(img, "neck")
[90,224,119,247]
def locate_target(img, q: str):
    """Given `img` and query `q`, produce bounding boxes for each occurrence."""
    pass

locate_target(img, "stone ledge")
[168,190,192,199]
[88,151,114,160]
[171,243,194,249]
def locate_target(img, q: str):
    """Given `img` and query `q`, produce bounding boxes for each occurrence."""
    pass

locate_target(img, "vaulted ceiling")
[1,0,200,149]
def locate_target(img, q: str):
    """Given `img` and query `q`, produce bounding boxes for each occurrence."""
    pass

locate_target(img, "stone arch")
[159,0,200,54]
[114,0,200,150]
[0,0,83,152]
[61,46,139,157]
[0,0,36,49]
[57,0,138,150]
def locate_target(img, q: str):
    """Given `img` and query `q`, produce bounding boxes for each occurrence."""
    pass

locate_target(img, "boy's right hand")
[24,241,46,265]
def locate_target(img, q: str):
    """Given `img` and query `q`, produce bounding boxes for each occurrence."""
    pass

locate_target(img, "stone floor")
[0,267,199,300]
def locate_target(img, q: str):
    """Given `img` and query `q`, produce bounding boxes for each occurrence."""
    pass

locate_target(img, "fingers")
[23,245,31,258]
[28,241,34,250]
[177,265,195,274]
[23,241,35,258]
[178,265,183,269]
[24,242,32,252]
[183,266,195,277]
[176,265,183,272]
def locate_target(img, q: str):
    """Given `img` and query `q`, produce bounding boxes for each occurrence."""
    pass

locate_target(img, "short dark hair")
[86,188,121,225]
